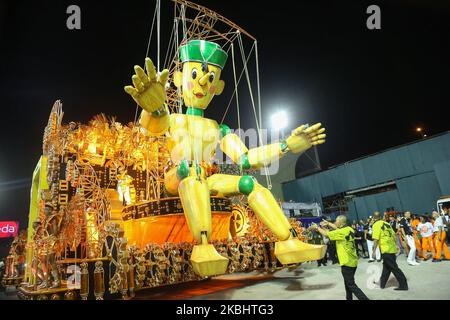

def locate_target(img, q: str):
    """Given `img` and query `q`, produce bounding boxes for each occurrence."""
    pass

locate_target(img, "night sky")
[0,0,449,230]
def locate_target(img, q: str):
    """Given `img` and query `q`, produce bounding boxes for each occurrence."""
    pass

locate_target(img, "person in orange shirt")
[411,214,423,259]
[432,211,450,262]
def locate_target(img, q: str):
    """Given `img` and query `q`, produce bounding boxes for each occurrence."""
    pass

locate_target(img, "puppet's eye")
[209,71,215,83]
[192,68,198,79]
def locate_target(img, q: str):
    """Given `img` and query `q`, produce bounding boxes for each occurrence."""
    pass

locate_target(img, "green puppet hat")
[179,40,228,69]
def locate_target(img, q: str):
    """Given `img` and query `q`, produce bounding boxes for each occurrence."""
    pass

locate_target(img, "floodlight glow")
[271,111,288,130]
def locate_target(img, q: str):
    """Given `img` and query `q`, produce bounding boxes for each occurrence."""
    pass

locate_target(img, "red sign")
[0,221,19,238]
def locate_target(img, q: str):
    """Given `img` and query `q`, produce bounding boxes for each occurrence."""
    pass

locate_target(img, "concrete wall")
[434,160,450,196]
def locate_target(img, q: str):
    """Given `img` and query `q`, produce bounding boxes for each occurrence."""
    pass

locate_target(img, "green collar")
[186,107,204,117]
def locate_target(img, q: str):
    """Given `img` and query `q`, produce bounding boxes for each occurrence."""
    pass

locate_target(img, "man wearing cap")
[124,40,328,277]
[312,216,369,300]
[371,212,408,290]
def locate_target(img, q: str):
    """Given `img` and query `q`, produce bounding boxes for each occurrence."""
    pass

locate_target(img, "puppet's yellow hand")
[286,123,326,154]
[124,57,169,113]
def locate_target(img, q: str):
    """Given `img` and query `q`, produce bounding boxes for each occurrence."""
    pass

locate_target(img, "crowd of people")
[307,205,450,300]
[310,206,450,267]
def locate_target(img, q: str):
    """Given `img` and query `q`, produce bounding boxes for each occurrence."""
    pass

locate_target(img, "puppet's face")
[174,61,225,110]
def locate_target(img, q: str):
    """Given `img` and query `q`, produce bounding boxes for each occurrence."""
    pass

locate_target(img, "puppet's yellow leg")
[208,174,326,264]
[177,163,229,277]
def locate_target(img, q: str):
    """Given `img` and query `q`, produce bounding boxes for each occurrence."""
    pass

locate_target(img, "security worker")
[372,212,408,290]
[432,211,450,262]
[312,216,369,300]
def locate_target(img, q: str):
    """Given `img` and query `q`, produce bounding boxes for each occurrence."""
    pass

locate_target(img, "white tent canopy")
[282,201,322,217]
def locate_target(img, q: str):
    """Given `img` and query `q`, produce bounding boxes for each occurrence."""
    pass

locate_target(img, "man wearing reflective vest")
[312,215,369,300]
[372,212,408,290]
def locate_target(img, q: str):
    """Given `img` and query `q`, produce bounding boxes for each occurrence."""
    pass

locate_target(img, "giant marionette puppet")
[124,40,326,277]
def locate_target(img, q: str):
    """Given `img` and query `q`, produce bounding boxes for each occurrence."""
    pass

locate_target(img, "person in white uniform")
[399,211,420,266]
[364,216,381,262]
[417,216,435,260]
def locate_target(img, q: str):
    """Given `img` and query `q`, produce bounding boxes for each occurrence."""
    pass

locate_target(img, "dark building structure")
[282,132,450,221]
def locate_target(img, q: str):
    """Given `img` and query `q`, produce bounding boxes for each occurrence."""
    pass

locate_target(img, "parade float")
[17,0,327,300]
[1,230,27,289]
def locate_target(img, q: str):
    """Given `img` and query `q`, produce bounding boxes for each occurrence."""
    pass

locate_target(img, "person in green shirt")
[312,215,369,300]
[371,212,408,291]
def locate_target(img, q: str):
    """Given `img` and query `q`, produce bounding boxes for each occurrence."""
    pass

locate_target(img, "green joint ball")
[239,176,255,195]
[238,154,251,170]
[176,160,190,180]
[219,124,231,138]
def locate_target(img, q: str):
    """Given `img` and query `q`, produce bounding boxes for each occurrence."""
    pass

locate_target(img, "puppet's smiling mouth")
[194,92,205,99]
